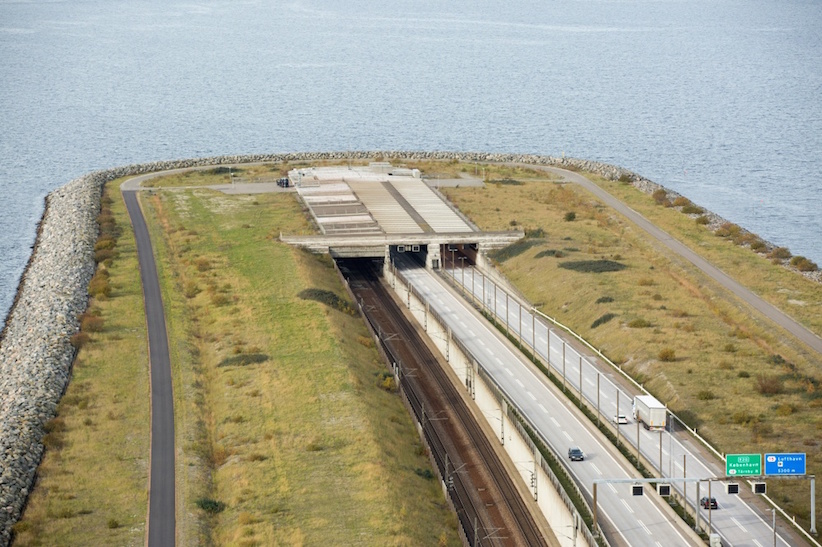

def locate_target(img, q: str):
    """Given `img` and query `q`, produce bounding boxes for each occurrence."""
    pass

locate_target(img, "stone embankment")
[0,151,815,544]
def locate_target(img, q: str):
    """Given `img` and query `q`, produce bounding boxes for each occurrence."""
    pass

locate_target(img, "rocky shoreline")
[0,151,816,544]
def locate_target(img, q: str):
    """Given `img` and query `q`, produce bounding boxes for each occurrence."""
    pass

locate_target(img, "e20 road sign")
[765,453,806,476]
[726,454,762,476]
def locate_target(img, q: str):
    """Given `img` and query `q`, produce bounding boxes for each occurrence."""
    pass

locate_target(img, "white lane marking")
[478,339,485,346]
[468,329,475,336]
[460,321,467,328]
[538,337,546,344]
[753,540,763,547]
[731,517,747,532]
[585,378,595,386]
[515,379,524,387]
[495,357,503,365]
[638,520,651,535]
[608,483,617,494]
[601,393,609,400]
[656,542,663,547]
[563,430,573,442]
[621,499,635,514]
[591,463,602,476]
[550,417,560,427]
[506,368,514,377]
[538,404,548,413]
[527,391,536,401]
[443,306,450,312]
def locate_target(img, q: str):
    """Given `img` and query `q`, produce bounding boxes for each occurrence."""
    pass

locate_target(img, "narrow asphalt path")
[123,190,176,546]
[520,163,822,358]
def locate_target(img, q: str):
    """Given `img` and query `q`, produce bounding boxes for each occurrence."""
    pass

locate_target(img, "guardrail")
[447,262,821,546]
[396,266,608,546]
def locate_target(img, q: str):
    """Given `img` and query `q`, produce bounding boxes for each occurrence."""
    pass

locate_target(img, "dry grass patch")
[436,161,822,527]
[13,181,149,546]
[142,181,458,545]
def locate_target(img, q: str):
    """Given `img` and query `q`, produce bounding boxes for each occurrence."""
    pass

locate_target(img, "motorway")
[123,190,176,546]
[450,263,797,547]
[395,256,701,546]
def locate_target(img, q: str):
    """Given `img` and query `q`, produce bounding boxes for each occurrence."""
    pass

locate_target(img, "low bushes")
[489,239,543,262]
[217,353,269,367]
[297,288,356,315]
[591,313,616,329]
[558,260,626,273]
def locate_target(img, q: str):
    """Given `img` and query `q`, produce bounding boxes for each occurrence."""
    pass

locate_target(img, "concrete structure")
[284,163,523,268]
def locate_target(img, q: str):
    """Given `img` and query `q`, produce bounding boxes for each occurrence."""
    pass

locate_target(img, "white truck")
[632,395,667,430]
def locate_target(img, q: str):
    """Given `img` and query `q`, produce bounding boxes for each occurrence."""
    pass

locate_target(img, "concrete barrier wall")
[386,263,594,547]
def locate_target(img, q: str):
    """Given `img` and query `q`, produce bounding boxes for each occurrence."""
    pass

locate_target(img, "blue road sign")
[764,453,806,476]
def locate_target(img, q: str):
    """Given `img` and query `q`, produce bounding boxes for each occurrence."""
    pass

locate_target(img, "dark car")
[568,447,585,461]
[700,496,718,510]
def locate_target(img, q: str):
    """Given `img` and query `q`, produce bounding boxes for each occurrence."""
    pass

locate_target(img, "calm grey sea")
[1,0,821,319]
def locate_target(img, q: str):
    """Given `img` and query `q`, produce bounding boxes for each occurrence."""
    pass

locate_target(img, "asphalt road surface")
[395,257,702,546]
[453,266,795,547]
[123,190,176,547]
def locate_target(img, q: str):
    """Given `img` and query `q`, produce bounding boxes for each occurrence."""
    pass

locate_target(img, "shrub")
[88,272,111,298]
[488,240,542,262]
[681,204,704,215]
[591,313,616,329]
[749,239,766,252]
[756,375,784,395]
[696,390,716,400]
[94,248,116,263]
[525,227,545,238]
[695,215,710,225]
[564,211,576,222]
[210,293,231,306]
[195,258,211,272]
[80,314,104,333]
[768,247,791,260]
[628,318,651,328]
[790,256,818,271]
[738,370,750,378]
[618,173,633,183]
[558,260,626,273]
[637,277,655,286]
[196,498,226,514]
[70,332,91,349]
[715,222,741,238]
[414,468,434,480]
[534,249,560,259]
[652,189,668,205]
[595,296,614,304]
[217,353,269,367]
[107,518,120,529]
[658,348,676,362]
[672,196,690,207]
[183,281,200,298]
[723,343,737,353]
[297,288,356,314]
[767,354,786,366]
[376,371,396,392]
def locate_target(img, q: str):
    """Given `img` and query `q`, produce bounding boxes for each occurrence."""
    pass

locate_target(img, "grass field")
[139,185,457,545]
[421,161,821,528]
[13,174,458,546]
[12,181,150,546]
[13,157,820,541]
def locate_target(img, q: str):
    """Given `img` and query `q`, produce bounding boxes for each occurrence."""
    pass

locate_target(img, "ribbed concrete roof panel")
[390,179,473,233]
[348,181,424,234]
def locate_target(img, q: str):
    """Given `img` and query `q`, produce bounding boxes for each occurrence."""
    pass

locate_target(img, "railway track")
[340,259,550,547]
